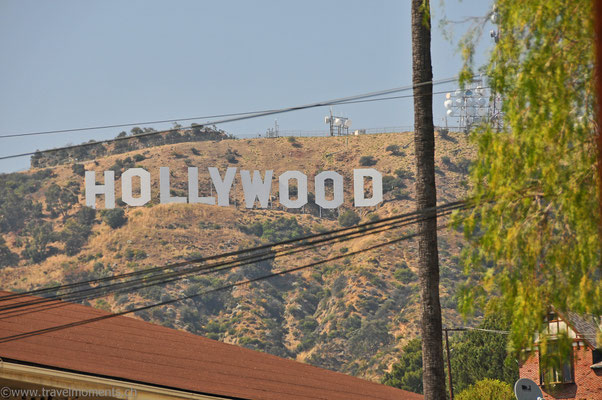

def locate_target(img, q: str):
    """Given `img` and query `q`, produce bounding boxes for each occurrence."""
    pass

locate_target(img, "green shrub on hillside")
[338,210,360,227]
[61,220,92,256]
[0,237,18,267]
[22,221,57,263]
[101,208,127,229]
[359,155,377,166]
[71,163,85,177]
[253,217,309,243]
[382,338,423,394]
[75,206,96,226]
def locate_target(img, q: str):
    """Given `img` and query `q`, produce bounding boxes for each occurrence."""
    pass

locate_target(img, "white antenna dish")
[325,116,331,124]
[478,97,487,106]
[477,108,488,117]
[454,89,462,97]
[334,118,343,126]
[446,109,455,117]
[455,98,463,105]
[344,119,352,128]
[444,99,453,109]
[514,378,544,400]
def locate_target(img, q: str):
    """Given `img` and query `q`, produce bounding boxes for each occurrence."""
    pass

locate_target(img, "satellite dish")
[446,92,452,99]
[465,89,473,96]
[444,99,453,109]
[514,378,544,400]
[478,97,487,106]
[325,116,331,124]
[344,119,352,128]
[454,89,462,97]
[477,107,488,117]
[446,109,455,117]
[334,118,343,126]
[455,98,463,105]
[465,98,474,106]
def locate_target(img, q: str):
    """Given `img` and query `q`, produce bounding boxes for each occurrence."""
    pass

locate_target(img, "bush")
[22,221,57,263]
[61,220,92,256]
[71,163,85,177]
[0,237,18,267]
[359,156,377,166]
[382,175,407,194]
[385,144,400,153]
[456,157,471,174]
[75,206,96,226]
[393,263,416,284]
[299,316,319,334]
[394,168,413,180]
[101,208,127,229]
[338,210,360,227]
[381,338,423,394]
[124,248,147,260]
[385,144,404,156]
[45,183,78,219]
[224,149,239,164]
[349,319,391,356]
[258,217,309,243]
[456,379,514,400]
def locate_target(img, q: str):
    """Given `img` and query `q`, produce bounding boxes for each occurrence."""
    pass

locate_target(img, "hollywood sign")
[85,167,383,210]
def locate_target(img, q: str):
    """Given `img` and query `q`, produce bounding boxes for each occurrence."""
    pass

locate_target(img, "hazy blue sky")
[0,0,493,173]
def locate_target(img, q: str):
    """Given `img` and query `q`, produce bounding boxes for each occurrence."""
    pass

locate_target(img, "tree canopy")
[455,379,514,400]
[457,0,601,352]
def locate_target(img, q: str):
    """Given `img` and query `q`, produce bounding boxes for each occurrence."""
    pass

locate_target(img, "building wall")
[519,347,602,400]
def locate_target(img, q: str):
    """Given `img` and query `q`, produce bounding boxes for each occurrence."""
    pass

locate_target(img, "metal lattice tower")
[325,108,351,136]
[443,76,504,132]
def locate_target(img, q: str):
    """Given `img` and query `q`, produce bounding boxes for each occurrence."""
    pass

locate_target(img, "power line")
[0,222,450,344]
[0,77,464,161]
[0,77,460,140]
[0,202,468,318]
[2,189,548,342]
[0,200,466,303]
[0,88,468,142]
[444,327,510,334]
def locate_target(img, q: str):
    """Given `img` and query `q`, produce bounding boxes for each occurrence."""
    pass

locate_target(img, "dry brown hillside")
[0,131,475,381]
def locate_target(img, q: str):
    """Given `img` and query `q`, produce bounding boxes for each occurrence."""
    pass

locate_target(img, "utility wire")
[0,202,468,317]
[0,77,464,161]
[0,200,467,303]
[0,77,461,140]
[0,222,451,344]
[0,88,471,141]
[444,327,510,334]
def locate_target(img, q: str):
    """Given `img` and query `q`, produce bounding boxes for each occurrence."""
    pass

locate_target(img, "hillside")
[0,131,475,380]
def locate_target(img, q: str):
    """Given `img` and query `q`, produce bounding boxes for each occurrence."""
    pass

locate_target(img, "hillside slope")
[0,131,475,380]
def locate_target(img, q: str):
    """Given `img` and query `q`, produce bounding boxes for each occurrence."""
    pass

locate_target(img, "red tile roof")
[0,291,422,400]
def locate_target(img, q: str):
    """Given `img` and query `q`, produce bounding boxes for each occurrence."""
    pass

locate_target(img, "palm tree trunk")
[411,1,447,399]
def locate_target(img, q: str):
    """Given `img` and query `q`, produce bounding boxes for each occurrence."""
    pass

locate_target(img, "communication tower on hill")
[325,108,352,136]
[265,120,280,138]
[443,75,503,132]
